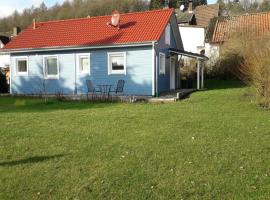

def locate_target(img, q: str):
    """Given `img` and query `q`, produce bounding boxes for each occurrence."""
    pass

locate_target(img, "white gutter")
[155,48,158,96]
[74,53,77,95]
[1,42,154,54]
[9,56,12,94]
[152,41,155,96]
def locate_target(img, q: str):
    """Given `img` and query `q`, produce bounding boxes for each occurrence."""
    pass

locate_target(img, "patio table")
[97,84,112,96]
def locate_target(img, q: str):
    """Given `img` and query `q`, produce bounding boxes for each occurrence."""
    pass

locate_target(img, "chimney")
[33,18,36,30]
[107,10,120,30]
[188,0,193,13]
[13,27,21,37]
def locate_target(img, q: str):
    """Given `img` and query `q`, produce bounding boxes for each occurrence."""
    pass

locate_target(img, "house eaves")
[0,41,154,54]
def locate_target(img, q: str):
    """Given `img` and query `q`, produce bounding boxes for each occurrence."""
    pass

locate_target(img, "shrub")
[239,36,270,108]
[220,33,270,108]
[0,71,8,93]
[55,90,65,102]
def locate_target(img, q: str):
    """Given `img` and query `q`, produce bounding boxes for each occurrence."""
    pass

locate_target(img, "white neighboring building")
[0,36,11,86]
[0,54,10,69]
[0,36,10,69]
[176,3,220,72]
[179,25,205,54]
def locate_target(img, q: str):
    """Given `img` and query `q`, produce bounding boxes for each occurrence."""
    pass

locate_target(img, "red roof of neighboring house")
[194,4,219,27]
[4,9,174,51]
[211,12,270,43]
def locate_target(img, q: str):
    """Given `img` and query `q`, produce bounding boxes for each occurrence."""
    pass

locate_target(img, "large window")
[44,56,59,79]
[165,23,171,45]
[77,54,90,74]
[159,53,166,75]
[108,52,126,75]
[15,57,28,75]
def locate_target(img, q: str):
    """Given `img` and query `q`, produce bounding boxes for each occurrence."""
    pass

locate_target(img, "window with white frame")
[44,56,59,79]
[165,23,171,45]
[16,57,28,75]
[77,54,90,74]
[108,52,126,74]
[159,53,166,75]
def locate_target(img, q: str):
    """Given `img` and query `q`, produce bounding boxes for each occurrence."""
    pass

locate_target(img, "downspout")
[152,41,157,96]
[74,53,77,95]
[155,50,158,97]
[9,54,12,94]
[152,41,159,97]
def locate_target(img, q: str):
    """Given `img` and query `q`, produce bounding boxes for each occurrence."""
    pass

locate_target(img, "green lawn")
[0,80,269,200]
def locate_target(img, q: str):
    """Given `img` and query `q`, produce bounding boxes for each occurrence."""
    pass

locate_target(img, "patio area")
[138,89,198,103]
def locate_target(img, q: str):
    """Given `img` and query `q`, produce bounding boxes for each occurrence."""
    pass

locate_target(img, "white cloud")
[30,0,43,7]
[0,5,20,18]
[0,0,65,19]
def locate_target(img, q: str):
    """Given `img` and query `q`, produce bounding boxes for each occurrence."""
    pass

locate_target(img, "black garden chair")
[110,80,125,95]
[86,80,101,99]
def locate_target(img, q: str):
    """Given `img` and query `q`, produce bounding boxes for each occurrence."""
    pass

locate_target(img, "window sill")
[108,73,126,75]
[78,72,90,75]
[44,76,59,80]
[16,73,28,76]
[108,71,126,75]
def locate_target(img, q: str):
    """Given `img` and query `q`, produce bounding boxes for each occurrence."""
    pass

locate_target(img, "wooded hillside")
[1,0,270,36]
[0,0,148,35]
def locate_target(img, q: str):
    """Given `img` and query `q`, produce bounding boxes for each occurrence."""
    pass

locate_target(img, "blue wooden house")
[2,9,184,96]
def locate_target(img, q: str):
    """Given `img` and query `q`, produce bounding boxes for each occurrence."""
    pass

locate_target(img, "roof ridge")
[38,8,174,25]
[221,11,270,19]
[4,8,174,51]
[195,3,219,9]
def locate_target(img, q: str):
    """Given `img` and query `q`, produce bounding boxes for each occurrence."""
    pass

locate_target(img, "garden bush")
[218,33,270,108]
[0,71,8,93]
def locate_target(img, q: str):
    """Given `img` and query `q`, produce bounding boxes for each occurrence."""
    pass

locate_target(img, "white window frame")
[15,56,28,76]
[165,23,171,46]
[76,53,91,75]
[43,55,59,79]
[159,52,166,75]
[108,52,126,75]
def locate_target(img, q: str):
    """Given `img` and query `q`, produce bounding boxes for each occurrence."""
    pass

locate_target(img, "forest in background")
[0,0,270,36]
[0,0,148,35]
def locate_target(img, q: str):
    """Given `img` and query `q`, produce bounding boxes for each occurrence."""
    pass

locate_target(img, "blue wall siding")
[155,20,178,95]
[76,47,153,95]
[10,46,153,96]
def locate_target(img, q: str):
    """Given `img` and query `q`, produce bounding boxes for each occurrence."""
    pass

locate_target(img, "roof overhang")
[0,41,154,54]
[169,48,209,61]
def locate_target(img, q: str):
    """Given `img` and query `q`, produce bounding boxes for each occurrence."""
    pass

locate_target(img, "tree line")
[0,0,148,35]
[0,0,208,35]
[218,0,270,16]
[0,0,270,35]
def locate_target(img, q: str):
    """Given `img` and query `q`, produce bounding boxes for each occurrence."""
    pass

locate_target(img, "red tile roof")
[4,9,174,51]
[211,12,270,43]
[194,4,219,27]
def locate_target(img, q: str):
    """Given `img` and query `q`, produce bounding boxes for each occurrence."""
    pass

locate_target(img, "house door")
[170,57,175,90]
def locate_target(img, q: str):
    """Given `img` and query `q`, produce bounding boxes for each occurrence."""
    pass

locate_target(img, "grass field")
[0,80,269,200]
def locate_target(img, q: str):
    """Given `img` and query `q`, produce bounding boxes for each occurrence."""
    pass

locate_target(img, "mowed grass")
[0,80,269,200]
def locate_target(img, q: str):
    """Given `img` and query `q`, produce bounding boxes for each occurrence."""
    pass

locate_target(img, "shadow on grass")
[0,154,65,167]
[205,79,245,90]
[0,96,116,113]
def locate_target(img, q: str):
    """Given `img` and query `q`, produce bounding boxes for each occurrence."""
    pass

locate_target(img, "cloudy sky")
[0,0,66,18]
[0,0,217,18]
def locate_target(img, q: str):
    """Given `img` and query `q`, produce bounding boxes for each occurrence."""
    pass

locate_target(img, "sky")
[0,0,217,18]
[0,0,66,18]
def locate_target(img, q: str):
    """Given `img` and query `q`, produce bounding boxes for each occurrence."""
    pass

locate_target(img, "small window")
[159,53,166,75]
[16,57,28,75]
[165,23,171,45]
[44,56,59,79]
[108,52,126,75]
[77,54,90,74]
